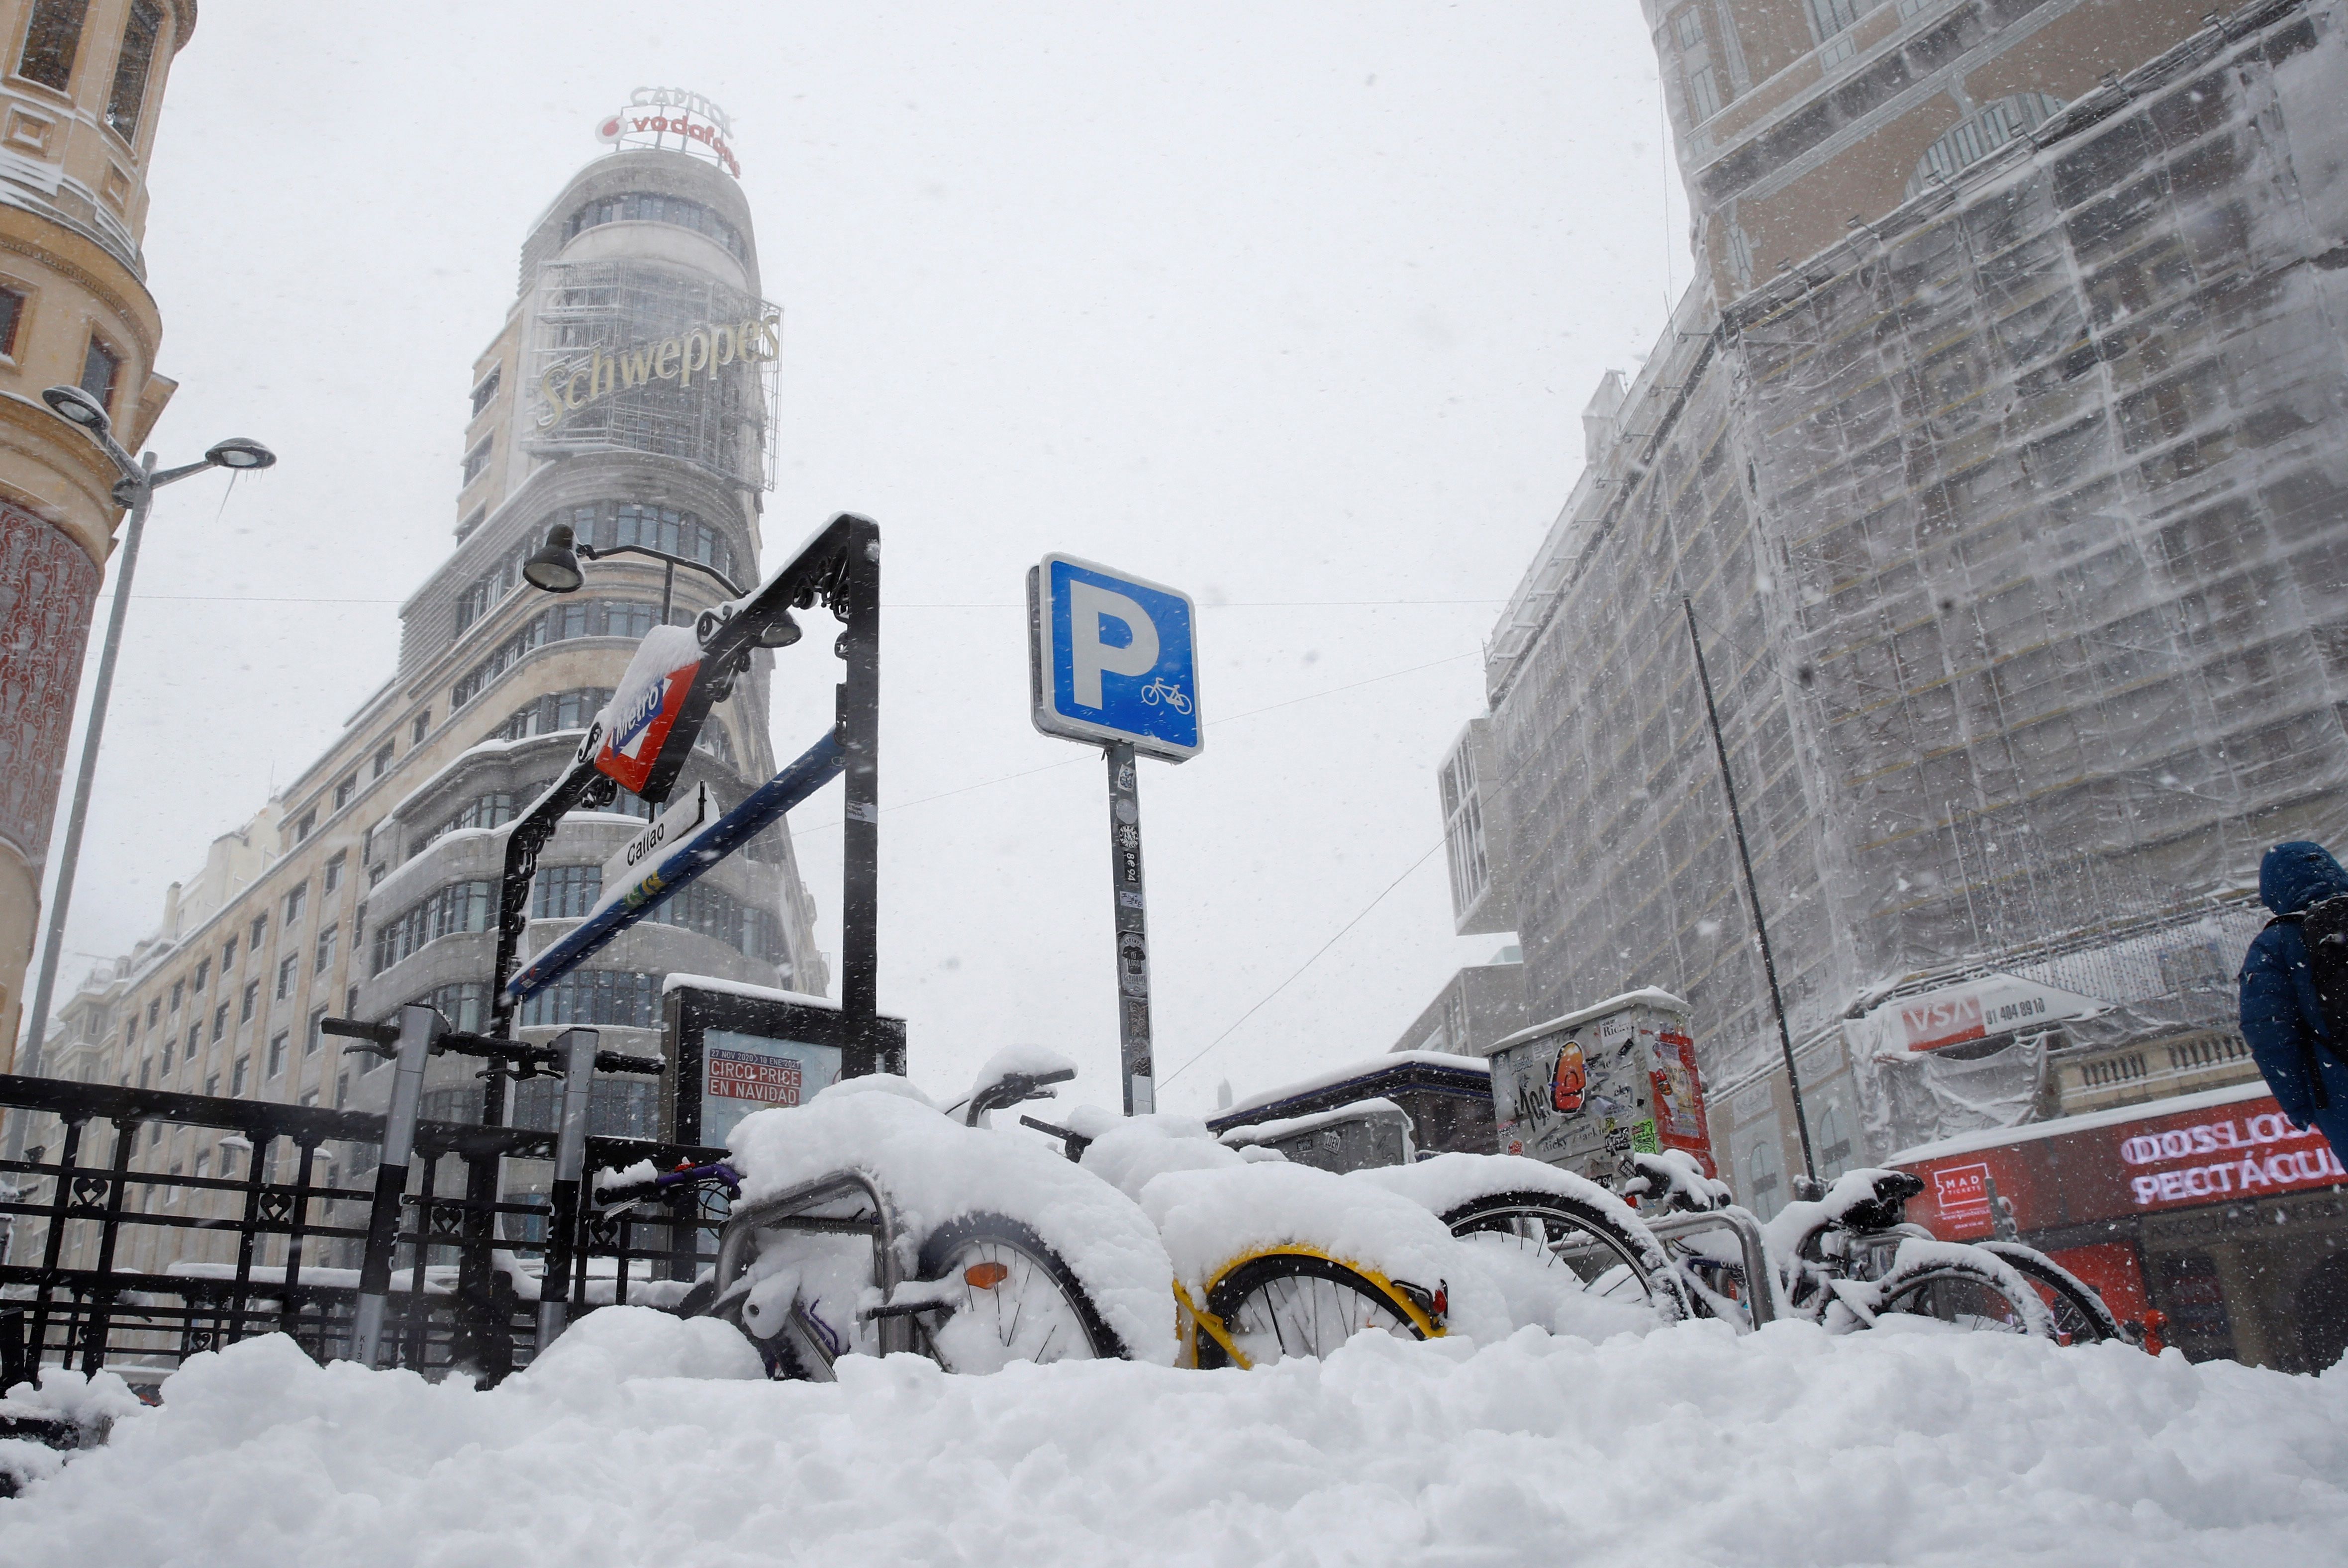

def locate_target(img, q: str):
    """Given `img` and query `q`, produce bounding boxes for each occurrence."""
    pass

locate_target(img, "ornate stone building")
[0,0,194,1057]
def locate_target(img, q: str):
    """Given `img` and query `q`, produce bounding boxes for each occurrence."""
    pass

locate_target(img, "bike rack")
[1646,1208,1782,1328]
[710,1169,917,1357]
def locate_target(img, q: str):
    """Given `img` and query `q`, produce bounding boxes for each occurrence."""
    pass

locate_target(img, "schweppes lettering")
[538,313,782,430]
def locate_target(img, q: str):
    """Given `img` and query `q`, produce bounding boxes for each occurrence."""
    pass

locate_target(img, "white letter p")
[1069,580,1160,708]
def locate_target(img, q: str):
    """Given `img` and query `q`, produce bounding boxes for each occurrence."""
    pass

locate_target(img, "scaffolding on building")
[521,257,782,491]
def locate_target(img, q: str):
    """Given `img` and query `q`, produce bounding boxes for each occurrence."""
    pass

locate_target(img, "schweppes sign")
[537,312,782,431]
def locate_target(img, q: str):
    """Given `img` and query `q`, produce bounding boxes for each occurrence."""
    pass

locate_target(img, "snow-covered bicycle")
[1614,1152,2125,1343]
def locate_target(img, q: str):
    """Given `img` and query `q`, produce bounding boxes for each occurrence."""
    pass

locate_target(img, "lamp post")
[520,522,801,646]
[8,386,275,1142]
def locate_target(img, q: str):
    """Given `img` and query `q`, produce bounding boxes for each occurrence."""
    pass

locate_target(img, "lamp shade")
[522,524,586,593]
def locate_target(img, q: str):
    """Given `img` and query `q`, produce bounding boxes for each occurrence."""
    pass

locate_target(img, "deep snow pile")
[724,1078,1177,1362]
[6,1311,2345,1566]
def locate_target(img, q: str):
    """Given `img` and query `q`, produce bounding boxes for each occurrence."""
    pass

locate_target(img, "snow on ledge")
[661,972,837,1009]
[1887,1078,2278,1167]
[1218,1097,1408,1147]
[1483,987,1690,1056]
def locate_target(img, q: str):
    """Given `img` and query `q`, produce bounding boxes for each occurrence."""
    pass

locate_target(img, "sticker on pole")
[594,623,704,795]
[1027,554,1201,761]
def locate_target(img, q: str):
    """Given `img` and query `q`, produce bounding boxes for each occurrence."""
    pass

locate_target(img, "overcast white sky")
[39,2,1688,1117]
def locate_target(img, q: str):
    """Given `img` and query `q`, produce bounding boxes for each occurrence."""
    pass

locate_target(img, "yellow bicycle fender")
[1173,1276,1253,1369]
[1190,1245,1447,1347]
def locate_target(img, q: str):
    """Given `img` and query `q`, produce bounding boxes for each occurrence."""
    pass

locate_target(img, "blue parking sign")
[1027,554,1202,760]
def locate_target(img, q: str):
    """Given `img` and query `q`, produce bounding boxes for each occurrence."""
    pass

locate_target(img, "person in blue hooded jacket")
[2238,841,2348,1161]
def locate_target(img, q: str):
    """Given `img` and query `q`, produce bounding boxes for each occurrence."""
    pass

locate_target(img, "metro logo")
[593,624,707,798]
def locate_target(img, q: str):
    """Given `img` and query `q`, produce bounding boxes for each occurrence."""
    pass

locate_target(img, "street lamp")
[9,389,277,1124]
[522,521,799,646]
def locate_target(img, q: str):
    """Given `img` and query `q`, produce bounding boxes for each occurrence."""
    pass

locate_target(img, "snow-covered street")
[5,1309,2344,1567]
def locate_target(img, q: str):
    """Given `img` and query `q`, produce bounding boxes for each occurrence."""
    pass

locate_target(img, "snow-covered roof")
[1217,1050,1487,1123]
[661,972,837,1010]
[1483,987,1690,1056]
[1218,1097,1409,1147]
[1887,1078,2274,1166]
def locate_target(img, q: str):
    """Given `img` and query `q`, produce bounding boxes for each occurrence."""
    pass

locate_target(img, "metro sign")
[591,624,704,800]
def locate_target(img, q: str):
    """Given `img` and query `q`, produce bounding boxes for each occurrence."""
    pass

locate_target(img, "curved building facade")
[0,0,195,1056]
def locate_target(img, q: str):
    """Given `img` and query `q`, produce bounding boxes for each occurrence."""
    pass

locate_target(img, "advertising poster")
[696,1029,841,1146]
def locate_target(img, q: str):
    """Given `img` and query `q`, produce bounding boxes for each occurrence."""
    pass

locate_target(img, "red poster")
[1901,992,1985,1052]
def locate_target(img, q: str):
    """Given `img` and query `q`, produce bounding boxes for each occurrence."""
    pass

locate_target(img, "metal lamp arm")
[147,457,223,490]
[576,541,746,598]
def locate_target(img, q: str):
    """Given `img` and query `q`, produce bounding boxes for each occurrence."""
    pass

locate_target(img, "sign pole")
[1104,742,1154,1114]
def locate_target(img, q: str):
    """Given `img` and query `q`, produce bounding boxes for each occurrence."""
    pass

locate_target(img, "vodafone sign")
[1898,1086,2346,1238]
[595,88,741,177]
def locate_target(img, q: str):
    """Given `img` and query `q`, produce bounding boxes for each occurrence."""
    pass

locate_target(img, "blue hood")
[2260,841,2348,915]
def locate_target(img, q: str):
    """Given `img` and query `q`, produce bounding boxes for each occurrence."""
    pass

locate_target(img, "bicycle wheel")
[1976,1241,2131,1346]
[1196,1252,1426,1369]
[1867,1246,2057,1340]
[915,1213,1125,1373]
[1441,1190,1686,1324]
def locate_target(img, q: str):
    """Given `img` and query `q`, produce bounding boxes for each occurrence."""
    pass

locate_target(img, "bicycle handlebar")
[596,1161,744,1206]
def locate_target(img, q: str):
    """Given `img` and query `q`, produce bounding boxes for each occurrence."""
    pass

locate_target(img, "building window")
[210,1002,227,1044]
[136,1057,150,1088]
[285,882,307,924]
[1743,1136,1787,1222]
[420,789,528,852]
[240,979,258,1022]
[450,602,660,710]
[335,1071,350,1109]
[412,711,430,744]
[103,0,161,142]
[456,506,486,541]
[346,983,359,1016]
[16,0,87,92]
[223,934,238,971]
[410,981,490,1036]
[300,1089,319,1108]
[1686,65,1721,121]
[372,741,394,779]
[276,954,297,1000]
[0,286,24,359]
[1806,0,1866,40]
[518,969,663,1029]
[159,1038,173,1076]
[1440,740,1493,916]
[294,808,316,843]
[145,997,159,1028]
[314,924,337,975]
[169,978,183,1012]
[564,191,748,261]
[203,1073,217,1098]
[194,1149,210,1181]
[461,436,492,486]
[231,1056,249,1096]
[1816,1104,1856,1181]
[267,1032,288,1078]
[533,865,601,920]
[470,365,501,417]
[372,880,495,975]
[334,775,357,810]
[1905,93,2066,197]
[249,913,267,949]
[324,852,346,894]
[193,958,209,991]
[307,1005,327,1055]
[492,687,612,743]
[79,335,119,414]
